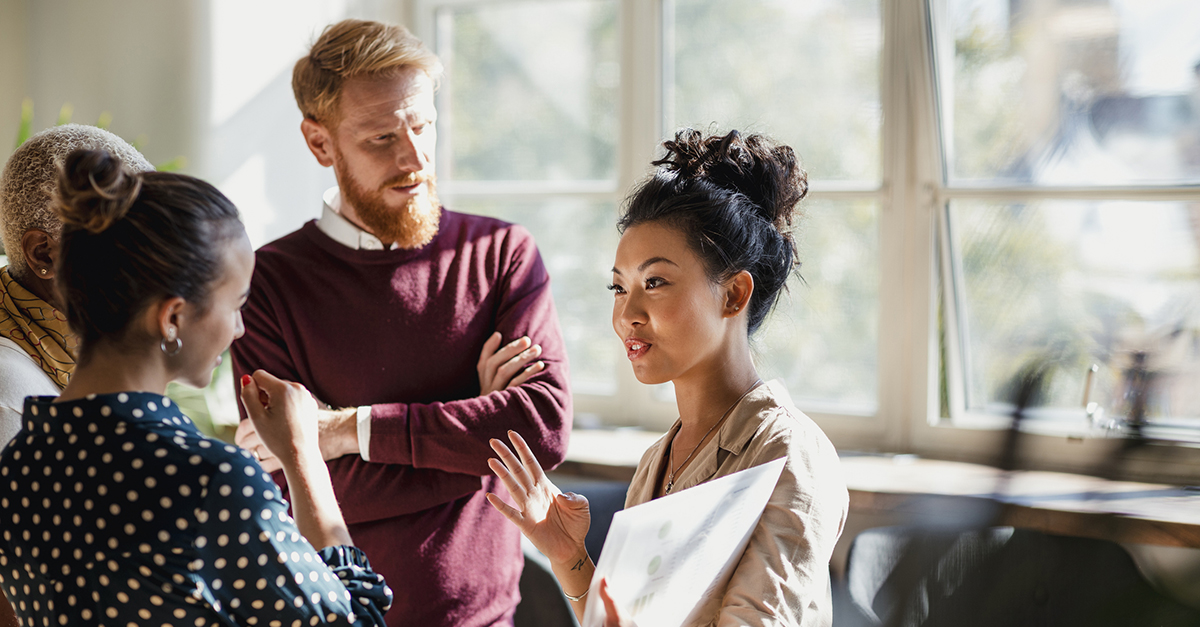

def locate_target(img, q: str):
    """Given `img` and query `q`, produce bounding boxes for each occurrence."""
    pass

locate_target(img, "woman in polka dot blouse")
[0,149,393,627]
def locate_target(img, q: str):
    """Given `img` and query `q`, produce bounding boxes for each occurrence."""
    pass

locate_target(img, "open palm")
[487,431,592,565]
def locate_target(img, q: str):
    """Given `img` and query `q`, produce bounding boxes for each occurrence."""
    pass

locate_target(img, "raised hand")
[238,370,321,468]
[486,430,591,566]
[477,332,545,395]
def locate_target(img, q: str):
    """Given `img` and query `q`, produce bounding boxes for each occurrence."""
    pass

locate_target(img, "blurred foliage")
[445,1,618,181]
[10,99,185,171]
[951,20,1029,180]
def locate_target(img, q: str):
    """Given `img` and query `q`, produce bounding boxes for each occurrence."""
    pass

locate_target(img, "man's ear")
[301,118,336,168]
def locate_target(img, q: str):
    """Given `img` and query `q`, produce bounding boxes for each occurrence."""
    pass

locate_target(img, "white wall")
[4,0,414,249]
[0,0,28,156]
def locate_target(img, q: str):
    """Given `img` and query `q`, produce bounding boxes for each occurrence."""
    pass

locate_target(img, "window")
[935,0,1200,440]
[416,0,1200,478]
[420,0,886,430]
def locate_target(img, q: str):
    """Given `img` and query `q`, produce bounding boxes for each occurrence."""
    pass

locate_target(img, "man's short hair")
[1,124,153,271]
[292,19,443,127]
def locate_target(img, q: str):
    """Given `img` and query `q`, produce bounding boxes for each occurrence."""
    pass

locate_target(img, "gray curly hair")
[1,124,153,273]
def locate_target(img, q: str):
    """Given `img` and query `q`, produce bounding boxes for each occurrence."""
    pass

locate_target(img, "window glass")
[949,199,1200,423]
[669,0,882,183]
[944,0,1200,185]
[436,0,619,181]
[452,198,621,395]
[757,199,880,412]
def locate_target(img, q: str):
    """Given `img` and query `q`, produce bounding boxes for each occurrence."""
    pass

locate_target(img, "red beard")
[335,158,442,250]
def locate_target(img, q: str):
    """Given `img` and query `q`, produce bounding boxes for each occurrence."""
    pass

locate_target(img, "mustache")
[379,172,435,191]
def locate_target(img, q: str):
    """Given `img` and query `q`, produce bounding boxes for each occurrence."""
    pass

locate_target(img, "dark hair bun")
[655,129,807,233]
[621,129,809,335]
[56,149,142,234]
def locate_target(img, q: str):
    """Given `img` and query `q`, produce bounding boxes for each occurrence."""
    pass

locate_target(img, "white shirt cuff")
[356,406,373,462]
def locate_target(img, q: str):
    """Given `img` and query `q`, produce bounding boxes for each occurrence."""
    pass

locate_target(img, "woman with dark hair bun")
[489,130,848,626]
[0,149,392,627]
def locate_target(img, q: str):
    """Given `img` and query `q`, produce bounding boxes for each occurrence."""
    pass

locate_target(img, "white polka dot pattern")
[0,393,392,627]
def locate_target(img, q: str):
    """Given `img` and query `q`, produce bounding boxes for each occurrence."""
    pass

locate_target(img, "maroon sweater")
[231,209,572,627]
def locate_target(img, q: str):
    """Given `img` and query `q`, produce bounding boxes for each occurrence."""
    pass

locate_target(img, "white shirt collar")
[315,187,398,251]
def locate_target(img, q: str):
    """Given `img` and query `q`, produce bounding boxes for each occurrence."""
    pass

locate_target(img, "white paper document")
[581,457,786,627]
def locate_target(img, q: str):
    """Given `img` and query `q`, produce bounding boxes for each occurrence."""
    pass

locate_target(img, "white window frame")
[409,0,1200,483]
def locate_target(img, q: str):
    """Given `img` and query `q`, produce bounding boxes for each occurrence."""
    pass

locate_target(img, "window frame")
[411,0,1200,484]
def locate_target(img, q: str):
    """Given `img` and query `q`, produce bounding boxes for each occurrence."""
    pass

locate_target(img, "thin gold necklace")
[665,378,763,494]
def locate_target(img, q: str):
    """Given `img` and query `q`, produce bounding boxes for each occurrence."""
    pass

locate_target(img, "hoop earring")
[160,337,183,357]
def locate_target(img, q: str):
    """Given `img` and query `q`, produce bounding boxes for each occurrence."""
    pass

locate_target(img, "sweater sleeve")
[364,228,572,477]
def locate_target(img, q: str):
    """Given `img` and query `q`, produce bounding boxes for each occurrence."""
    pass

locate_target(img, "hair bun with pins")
[56,149,142,234]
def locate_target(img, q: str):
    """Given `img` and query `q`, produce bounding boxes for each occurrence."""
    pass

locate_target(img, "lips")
[382,173,428,194]
[625,337,651,360]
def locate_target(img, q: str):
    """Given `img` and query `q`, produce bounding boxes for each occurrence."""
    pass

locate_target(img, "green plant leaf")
[155,156,187,172]
[14,98,33,149]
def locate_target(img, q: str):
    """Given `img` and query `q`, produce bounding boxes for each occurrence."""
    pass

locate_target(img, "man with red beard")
[230,19,572,627]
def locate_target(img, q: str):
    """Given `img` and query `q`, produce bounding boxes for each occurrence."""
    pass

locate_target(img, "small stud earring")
[39,268,47,276]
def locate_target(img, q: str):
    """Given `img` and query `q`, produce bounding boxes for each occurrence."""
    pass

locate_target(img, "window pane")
[943,0,1200,185]
[669,0,882,183]
[450,198,620,395]
[757,199,880,412]
[436,0,618,181]
[950,199,1200,423]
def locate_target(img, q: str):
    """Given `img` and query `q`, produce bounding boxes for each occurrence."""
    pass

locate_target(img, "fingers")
[256,454,283,473]
[492,336,533,366]
[493,343,541,385]
[487,456,527,502]
[234,418,259,449]
[239,374,266,418]
[600,579,623,627]
[477,332,502,378]
[489,438,536,494]
[505,361,546,389]
[556,491,590,512]
[485,492,524,526]
[247,369,288,396]
[508,430,549,486]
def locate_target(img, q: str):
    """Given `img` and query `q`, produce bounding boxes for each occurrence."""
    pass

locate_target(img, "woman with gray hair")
[0,123,153,444]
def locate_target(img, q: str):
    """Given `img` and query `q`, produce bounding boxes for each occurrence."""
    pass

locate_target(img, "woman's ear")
[20,229,58,279]
[724,271,754,318]
[152,296,188,342]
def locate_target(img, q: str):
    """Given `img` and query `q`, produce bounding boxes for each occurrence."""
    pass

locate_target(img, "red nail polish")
[241,374,252,387]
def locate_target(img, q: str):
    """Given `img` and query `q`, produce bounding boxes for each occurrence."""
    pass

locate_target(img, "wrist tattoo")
[570,556,587,571]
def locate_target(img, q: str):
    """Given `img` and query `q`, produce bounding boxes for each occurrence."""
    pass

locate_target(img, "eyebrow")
[611,257,679,275]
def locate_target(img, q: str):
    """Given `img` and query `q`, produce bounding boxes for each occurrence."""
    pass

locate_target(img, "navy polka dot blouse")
[0,393,392,627]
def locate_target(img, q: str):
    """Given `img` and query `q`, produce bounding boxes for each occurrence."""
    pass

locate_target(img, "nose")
[395,131,429,173]
[613,289,647,338]
[233,310,246,341]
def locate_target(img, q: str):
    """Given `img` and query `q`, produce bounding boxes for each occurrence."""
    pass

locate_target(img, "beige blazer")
[625,380,848,627]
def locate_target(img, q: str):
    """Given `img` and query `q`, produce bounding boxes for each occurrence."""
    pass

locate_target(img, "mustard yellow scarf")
[0,266,76,388]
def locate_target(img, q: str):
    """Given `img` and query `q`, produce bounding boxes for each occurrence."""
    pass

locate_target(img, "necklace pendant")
[665,481,673,494]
